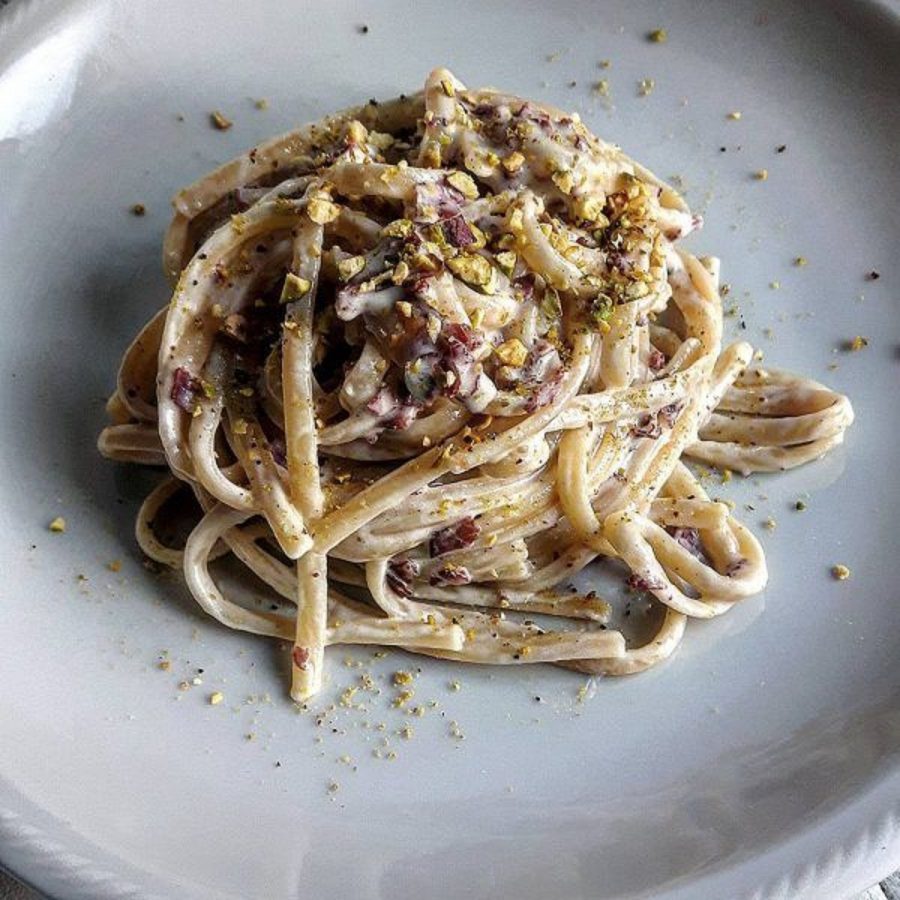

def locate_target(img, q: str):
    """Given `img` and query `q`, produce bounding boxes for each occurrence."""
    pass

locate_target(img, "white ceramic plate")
[2,1,899,898]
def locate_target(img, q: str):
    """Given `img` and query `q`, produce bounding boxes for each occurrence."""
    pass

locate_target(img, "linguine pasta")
[98,69,854,701]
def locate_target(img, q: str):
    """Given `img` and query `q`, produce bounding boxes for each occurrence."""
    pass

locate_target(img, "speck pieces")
[831,564,851,581]
[48,516,66,533]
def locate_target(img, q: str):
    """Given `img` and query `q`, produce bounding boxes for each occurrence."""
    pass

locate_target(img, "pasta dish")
[98,69,854,701]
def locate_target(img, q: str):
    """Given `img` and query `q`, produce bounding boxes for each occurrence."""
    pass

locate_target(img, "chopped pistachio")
[446,170,479,199]
[395,300,413,318]
[392,689,414,707]
[281,272,311,301]
[440,79,455,98]
[638,78,655,97]
[209,691,224,705]
[494,338,528,367]
[48,516,66,533]
[573,194,606,223]
[391,261,410,285]
[336,255,365,281]
[795,500,807,511]
[465,222,487,249]
[495,250,517,275]
[447,253,493,288]
[254,98,268,110]
[794,256,808,267]
[501,151,526,175]
[307,197,340,224]
[368,131,395,151]
[754,169,769,181]
[727,110,742,120]
[420,141,442,168]
[848,335,869,351]
[346,119,368,144]
[648,28,668,43]
[551,169,575,194]
[831,564,851,581]
[507,207,525,233]
[210,110,233,130]
[593,79,610,97]
[382,218,414,238]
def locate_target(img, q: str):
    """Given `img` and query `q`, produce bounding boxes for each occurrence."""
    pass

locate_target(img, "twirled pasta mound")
[99,69,854,700]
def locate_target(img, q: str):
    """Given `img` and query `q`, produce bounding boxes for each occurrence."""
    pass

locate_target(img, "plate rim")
[3,769,899,900]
